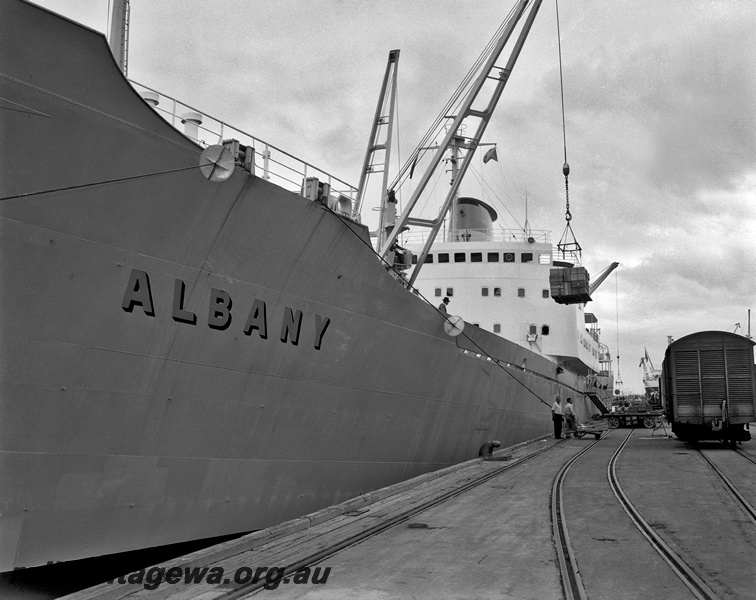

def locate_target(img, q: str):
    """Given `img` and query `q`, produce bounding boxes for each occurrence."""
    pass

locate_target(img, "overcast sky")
[35,0,756,393]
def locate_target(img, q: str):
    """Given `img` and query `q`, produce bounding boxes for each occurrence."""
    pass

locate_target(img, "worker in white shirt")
[551,396,563,439]
[563,397,576,438]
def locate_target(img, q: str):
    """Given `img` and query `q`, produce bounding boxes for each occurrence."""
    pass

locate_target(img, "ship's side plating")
[0,0,595,570]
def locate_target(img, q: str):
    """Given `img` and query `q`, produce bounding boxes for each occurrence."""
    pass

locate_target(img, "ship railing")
[400,229,552,246]
[129,80,360,210]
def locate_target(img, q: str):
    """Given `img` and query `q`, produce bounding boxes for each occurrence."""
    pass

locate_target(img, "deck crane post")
[378,0,544,287]
[354,49,401,248]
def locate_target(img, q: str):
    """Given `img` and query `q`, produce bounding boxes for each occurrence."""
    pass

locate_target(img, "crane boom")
[588,262,619,296]
[378,0,544,286]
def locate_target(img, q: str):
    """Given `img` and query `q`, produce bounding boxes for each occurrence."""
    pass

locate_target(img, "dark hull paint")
[0,0,604,569]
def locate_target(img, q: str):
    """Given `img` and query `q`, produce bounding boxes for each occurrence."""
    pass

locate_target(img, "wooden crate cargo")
[549,266,591,304]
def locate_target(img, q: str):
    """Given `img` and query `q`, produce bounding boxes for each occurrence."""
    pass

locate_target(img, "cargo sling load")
[550,265,591,305]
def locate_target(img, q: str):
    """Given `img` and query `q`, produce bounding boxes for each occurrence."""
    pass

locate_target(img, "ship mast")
[109,0,131,75]
[355,50,401,250]
[379,0,544,287]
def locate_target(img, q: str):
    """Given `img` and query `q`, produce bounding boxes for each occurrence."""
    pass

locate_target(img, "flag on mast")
[409,153,418,179]
[483,147,498,164]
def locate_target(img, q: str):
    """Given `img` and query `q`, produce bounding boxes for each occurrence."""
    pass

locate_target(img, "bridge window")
[521,253,533,263]
[426,254,433,263]
[487,253,499,262]
[438,253,449,263]
[471,252,482,263]
[454,252,466,263]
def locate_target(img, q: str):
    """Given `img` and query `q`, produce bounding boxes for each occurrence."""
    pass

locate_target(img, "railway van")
[661,331,755,444]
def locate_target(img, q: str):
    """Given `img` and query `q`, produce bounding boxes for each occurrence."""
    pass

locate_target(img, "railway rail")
[215,439,564,599]
[697,447,756,529]
[550,434,603,600]
[733,446,756,466]
[554,429,724,600]
[607,434,721,600]
[64,427,756,600]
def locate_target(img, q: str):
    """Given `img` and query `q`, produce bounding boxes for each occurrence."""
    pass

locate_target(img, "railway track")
[697,446,756,529]
[554,428,724,600]
[550,434,605,600]
[733,446,756,466]
[217,439,565,599]
[608,434,722,600]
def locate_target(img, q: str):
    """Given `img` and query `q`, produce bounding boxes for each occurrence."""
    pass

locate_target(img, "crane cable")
[556,0,569,221]
[555,0,581,261]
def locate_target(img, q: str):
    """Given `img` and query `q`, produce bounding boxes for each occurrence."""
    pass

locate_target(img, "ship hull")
[0,0,599,570]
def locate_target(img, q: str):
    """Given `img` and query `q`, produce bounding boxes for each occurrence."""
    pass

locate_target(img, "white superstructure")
[407,197,608,377]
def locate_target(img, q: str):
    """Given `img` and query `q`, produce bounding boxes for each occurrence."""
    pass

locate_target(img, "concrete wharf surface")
[62,426,756,600]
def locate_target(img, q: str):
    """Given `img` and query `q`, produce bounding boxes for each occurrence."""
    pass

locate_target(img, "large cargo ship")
[0,0,613,570]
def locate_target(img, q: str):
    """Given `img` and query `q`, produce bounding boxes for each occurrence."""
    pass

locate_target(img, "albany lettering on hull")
[122,269,331,349]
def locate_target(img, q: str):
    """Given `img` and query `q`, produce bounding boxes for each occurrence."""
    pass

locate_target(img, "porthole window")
[435,288,442,297]
[542,289,549,298]
[494,287,501,297]
[482,287,489,297]
[518,288,525,297]
[446,287,454,297]
[493,323,501,333]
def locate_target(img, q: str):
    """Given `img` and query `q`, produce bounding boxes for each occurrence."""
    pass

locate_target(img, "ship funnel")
[448,197,498,242]
[181,111,203,142]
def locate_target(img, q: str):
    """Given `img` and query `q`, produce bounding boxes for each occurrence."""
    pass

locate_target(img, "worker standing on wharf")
[551,396,564,439]
[563,398,576,438]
